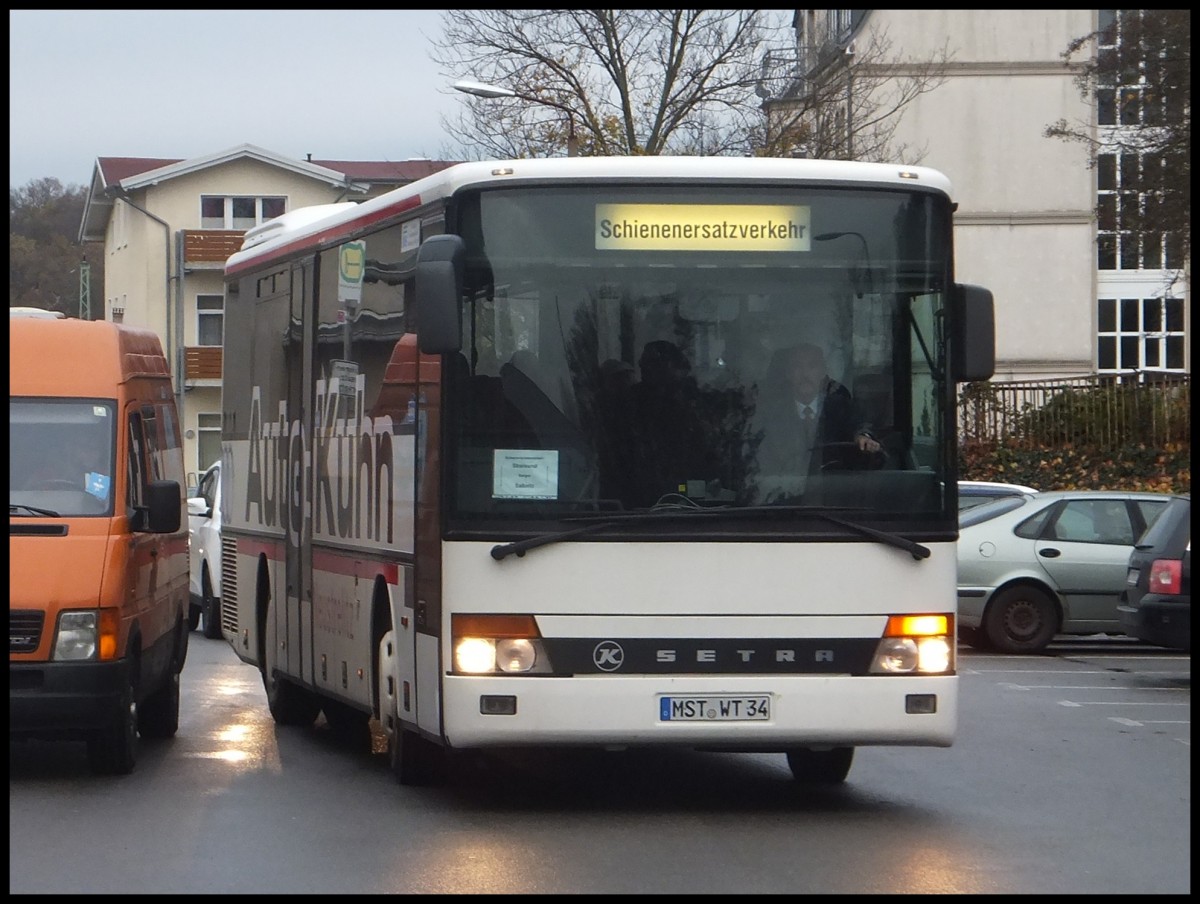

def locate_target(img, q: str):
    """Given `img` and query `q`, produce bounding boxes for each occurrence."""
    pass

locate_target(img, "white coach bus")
[217,156,993,785]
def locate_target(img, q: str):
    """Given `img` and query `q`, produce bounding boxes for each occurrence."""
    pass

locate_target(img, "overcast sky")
[9,10,465,188]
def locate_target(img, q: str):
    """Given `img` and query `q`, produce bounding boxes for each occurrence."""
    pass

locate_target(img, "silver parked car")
[957,479,1038,512]
[957,489,1172,653]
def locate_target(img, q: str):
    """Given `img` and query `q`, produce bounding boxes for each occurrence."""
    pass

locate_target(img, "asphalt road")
[9,633,1190,894]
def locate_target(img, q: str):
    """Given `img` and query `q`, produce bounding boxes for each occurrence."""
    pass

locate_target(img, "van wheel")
[88,671,138,775]
[139,667,181,739]
[187,603,201,633]
[201,568,222,639]
[983,585,1058,654]
[786,747,854,784]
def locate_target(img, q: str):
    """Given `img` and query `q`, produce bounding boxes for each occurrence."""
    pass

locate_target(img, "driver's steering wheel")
[818,441,888,472]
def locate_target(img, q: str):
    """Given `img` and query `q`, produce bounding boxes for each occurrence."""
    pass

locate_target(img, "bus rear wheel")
[786,746,854,784]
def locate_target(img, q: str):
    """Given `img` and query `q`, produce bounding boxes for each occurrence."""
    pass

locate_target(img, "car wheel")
[88,668,139,775]
[786,746,854,784]
[983,585,1059,654]
[187,602,201,633]
[957,626,988,650]
[201,567,222,639]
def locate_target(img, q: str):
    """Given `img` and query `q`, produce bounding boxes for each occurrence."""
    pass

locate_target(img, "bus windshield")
[446,183,953,529]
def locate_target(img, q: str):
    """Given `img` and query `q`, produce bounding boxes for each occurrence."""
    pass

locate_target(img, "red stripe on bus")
[237,537,285,560]
[311,548,400,585]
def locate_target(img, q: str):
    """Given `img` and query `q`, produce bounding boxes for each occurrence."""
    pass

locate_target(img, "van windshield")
[10,399,117,517]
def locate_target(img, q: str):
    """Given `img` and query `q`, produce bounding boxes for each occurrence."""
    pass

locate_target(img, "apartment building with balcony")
[762,10,1188,384]
[77,143,456,480]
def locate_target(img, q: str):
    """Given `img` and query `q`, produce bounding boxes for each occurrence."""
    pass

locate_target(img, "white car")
[187,461,223,639]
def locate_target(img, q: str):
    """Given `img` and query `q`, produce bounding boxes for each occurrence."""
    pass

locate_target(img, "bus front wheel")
[786,746,854,784]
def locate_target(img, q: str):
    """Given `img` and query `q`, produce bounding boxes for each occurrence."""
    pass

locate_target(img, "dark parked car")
[1118,494,1190,651]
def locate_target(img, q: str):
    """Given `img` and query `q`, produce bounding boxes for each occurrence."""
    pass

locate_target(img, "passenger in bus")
[754,342,881,478]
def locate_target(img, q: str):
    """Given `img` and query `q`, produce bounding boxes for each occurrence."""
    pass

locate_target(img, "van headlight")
[54,611,100,661]
[52,609,118,661]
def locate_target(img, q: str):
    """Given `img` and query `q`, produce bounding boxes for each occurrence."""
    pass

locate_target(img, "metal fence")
[958,373,1191,450]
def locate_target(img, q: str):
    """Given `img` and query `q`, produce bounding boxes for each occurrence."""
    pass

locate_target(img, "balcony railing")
[184,346,222,381]
[183,230,245,267]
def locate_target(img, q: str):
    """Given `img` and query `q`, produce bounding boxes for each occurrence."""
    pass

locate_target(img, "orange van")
[9,310,189,774]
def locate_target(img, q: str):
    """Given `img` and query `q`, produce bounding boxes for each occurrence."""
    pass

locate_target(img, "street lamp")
[453,79,579,157]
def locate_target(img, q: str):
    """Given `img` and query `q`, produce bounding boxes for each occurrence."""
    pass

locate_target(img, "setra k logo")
[592,640,625,672]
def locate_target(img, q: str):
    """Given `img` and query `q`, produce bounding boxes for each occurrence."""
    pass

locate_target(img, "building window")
[1095,152,1177,271]
[197,294,224,346]
[1097,295,1185,376]
[196,413,222,473]
[200,195,286,229]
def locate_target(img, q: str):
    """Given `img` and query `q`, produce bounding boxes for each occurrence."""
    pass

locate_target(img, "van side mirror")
[951,283,995,383]
[415,234,464,354]
[140,479,182,534]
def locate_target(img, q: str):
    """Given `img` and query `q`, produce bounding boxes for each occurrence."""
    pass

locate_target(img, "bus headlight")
[451,614,553,674]
[869,615,955,674]
[455,637,498,673]
[496,638,537,672]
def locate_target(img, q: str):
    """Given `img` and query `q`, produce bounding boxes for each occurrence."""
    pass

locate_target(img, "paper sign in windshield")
[493,449,559,500]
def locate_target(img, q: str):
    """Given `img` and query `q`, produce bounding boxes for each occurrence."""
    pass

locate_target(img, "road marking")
[1109,717,1191,726]
[999,682,1185,692]
[1013,685,1186,691]
[1058,699,1189,707]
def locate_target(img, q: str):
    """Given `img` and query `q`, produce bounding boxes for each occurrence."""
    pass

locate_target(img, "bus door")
[282,259,315,685]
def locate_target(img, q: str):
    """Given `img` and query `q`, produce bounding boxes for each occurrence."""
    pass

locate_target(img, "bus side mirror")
[415,234,465,355]
[951,283,995,383]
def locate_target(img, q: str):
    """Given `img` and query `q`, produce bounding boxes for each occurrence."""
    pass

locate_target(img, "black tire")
[264,668,321,727]
[323,700,372,752]
[389,722,446,786]
[786,746,854,784]
[260,581,321,726]
[957,626,988,650]
[139,667,181,739]
[88,670,138,775]
[201,568,222,639]
[983,584,1059,654]
[187,603,201,633]
[376,621,446,785]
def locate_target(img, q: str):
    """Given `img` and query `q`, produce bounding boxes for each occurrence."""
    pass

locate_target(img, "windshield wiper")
[10,503,61,518]
[489,504,930,561]
[490,505,712,560]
